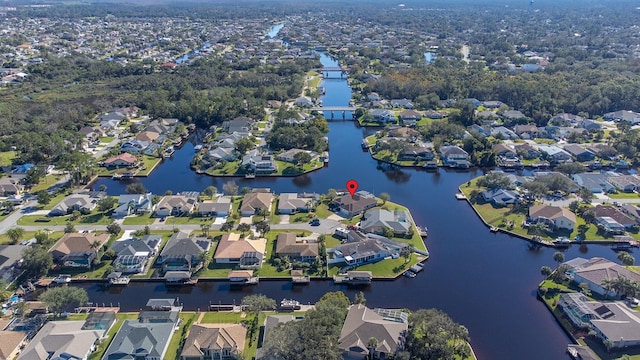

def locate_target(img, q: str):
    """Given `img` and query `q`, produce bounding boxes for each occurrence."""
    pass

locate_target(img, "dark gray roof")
[110,239,153,257]
[103,320,175,359]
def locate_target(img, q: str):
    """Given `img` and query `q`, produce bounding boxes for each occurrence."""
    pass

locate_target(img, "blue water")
[424,52,436,64]
[267,23,284,38]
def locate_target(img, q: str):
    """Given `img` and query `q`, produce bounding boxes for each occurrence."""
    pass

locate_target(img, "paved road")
[0,201,38,234]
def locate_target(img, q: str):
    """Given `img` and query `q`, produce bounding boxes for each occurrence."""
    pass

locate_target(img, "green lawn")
[607,192,639,199]
[200,311,247,323]
[89,313,139,360]
[0,151,16,166]
[137,156,163,176]
[0,231,63,245]
[354,257,411,278]
[165,312,198,360]
[99,136,116,143]
[18,211,114,226]
[122,213,155,225]
[169,215,214,225]
[289,212,315,223]
[314,204,332,219]
[29,174,64,193]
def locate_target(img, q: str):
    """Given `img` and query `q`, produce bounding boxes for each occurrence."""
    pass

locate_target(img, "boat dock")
[333,271,372,286]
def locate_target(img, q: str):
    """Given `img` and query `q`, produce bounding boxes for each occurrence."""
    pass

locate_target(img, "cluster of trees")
[266,116,329,153]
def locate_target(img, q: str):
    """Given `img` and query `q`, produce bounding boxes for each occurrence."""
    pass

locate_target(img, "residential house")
[621,204,640,223]
[482,100,504,108]
[480,188,520,206]
[0,319,27,360]
[399,109,421,125]
[293,97,313,108]
[18,320,108,360]
[491,126,519,140]
[214,233,266,269]
[463,98,481,107]
[587,144,618,160]
[572,173,615,194]
[9,163,34,180]
[563,144,595,162]
[180,324,247,360]
[549,113,583,126]
[492,144,518,159]
[368,109,395,123]
[513,124,539,139]
[514,143,541,160]
[558,292,601,328]
[537,145,572,163]
[102,311,178,360]
[529,204,576,231]
[157,232,211,271]
[329,239,388,266]
[388,127,420,140]
[595,217,626,234]
[390,98,414,109]
[501,110,526,122]
[223,117,254,133]
[240,190,273,216]
[439,145,470,168]
[397,145,434,161]
[333,191,378,218]
[99,111,125,129]
[424,110,445,119]
[110,235,161,274]
[275,232,319,262]
[567,257,640,297]
[277,193,314,214]
[103,153,139,168]
[135,130,160,143]
[242,154,277,174]
[120,139,149,154]
[49,232,110,268]
[112,193,154,218]
[79,126,102,142]
[607,175,640,193]
[338,304,408,360]
[206,147,237,163]
[360,209,411,235]
[198,197,232,217]
[0,178,24,196]
[48,192,104,217]
[0,244,27,283]
[594,205,637,230]
[276,149,314,164]
[603,110,640,124]
[154,194,198,217]
[578,119,602,131]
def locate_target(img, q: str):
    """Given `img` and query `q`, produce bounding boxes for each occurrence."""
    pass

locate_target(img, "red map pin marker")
[346,179,359,197]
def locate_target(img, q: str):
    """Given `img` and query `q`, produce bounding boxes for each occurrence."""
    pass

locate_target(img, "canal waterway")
[86,25,623,360]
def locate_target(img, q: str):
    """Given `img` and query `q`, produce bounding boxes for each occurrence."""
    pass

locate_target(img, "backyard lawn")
[89,313,139,360]
[165,312,198,360]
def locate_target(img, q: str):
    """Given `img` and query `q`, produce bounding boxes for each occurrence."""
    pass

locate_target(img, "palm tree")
[367,337,379,360]
[6,227,25,244]
[601,278,615,299]
[200,223,211,237]
[258,208,269,221]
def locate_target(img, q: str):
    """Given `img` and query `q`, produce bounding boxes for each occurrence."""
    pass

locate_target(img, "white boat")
[455,193,467,200]
[52,275,72,284]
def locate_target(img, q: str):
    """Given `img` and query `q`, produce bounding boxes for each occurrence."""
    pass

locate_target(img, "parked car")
[309,218,320,226]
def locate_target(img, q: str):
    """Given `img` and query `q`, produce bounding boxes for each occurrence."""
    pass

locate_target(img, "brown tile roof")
[594,205,637,226]
[180,323,246,358]
[575,257,640,286]
[240,192,273,213]
[529,204,576,223]
[275,232,319,258]
[0,330,27,359]
[214,233,266,260]
[49,232,110,258]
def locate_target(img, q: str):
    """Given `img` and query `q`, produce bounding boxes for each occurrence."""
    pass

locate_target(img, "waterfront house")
[277,193,314,214]
[492,144,518,160]
[567,257,640,297]
[276,149,315,164]
[275,232,319,262]
[103,311,178,360]
[563,144,595,162]
[214,233,266,269]
[110,235,161,274]
[48,192,104,216]
[360,209,411,235]
[206,147,237,163]
[197,196,232,217]
[607,174,640,193]
[594,217,625,234]
[48,232,110,268]
[0,178,24,196]
[514,143,541,160]
[480,188,520,206]
[240,190,273,216]
[528,204,576,231]
[120,139,149,154]
[333,192,378,218]
[397,145,434,161]
[157,232,211,271]
[18,320,108,360]
[558,293,601,328]
[368,109,395,123]
[180,323,247,360]
[329,239,388,266]
[112,193,155,218]
[338,304,408,360]
[439,145,470,168]
[293,97,313,108]
[102,153,138,168]
[572,173,615,194]
[594,205,637,230]
[241,154,277,174]
[154,194,198,217]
